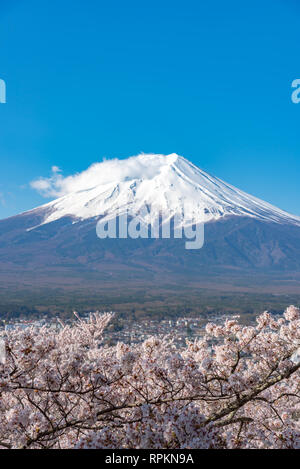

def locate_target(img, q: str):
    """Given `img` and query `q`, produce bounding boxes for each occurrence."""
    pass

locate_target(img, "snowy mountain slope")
[25,154,300,229]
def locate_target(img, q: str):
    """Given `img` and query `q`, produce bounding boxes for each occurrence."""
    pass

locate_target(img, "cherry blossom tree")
[0,306,299,449]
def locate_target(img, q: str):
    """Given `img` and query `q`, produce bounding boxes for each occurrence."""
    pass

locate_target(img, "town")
[0,311,243,349]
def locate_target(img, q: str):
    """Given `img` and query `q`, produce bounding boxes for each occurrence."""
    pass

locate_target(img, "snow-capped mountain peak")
[29,153,300,228]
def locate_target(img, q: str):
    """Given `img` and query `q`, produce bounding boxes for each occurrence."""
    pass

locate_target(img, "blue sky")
[0,0,299,219]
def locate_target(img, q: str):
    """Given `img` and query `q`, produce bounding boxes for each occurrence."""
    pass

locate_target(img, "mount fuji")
[1,153,300,299]
[25,153,300,228]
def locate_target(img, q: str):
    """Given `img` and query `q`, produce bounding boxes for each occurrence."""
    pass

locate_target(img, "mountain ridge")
[20,153,300,230]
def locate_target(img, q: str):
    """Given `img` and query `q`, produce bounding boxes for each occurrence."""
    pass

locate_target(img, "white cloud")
[30,153,178,198]
[30,179,52,191]
[51,165,62,174]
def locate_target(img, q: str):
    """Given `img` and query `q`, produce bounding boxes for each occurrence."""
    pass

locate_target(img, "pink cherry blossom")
[0,306,299,449]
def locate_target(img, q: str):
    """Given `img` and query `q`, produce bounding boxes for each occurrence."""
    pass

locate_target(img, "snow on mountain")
[28,153,300,229]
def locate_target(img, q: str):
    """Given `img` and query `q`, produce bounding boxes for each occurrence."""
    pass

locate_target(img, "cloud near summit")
[30,154,179,199]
